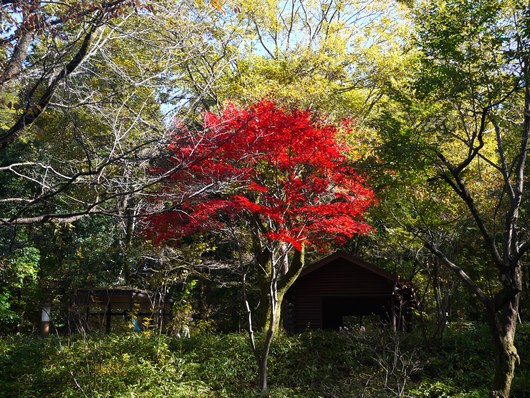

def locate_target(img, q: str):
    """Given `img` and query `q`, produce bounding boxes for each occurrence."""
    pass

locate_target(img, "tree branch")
[0,27,33,89]
[436,153,504,268]
[278,244,305,292]
[424,240,490,306]
[0,22,103,148]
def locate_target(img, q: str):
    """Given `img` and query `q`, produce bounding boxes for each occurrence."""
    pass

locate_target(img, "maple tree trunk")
[257,326,274,392]
[258,290,285,335]
[256,275,279,393]
[253,247,305,392]
[487,293,520,398]
[256,247,305,334]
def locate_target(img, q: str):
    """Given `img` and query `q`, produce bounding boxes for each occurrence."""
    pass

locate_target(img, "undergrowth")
[0,324,529,397]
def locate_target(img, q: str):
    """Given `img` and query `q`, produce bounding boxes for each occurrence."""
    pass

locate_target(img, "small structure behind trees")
[73,287,172,334]
[284,253,416,333]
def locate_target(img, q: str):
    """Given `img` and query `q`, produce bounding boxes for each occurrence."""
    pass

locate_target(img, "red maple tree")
[146,99,375,391]
[147,99,374,250]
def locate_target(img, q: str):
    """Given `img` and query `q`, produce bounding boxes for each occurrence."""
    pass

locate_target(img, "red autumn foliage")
[146,100,374,250]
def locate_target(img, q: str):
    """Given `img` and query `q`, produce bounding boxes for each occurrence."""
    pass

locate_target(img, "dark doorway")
[321,296,392,330]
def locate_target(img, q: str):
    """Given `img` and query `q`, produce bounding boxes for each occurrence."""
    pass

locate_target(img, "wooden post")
[41,303,51,337]
[391,290,397,332]
[85,296,90,333]
[106,302,112,334]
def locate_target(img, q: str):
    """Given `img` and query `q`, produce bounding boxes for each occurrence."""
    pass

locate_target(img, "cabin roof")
[299,251,399,282]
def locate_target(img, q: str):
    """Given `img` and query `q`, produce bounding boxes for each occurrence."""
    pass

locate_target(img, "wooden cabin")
[284,252,414,333]
[73,287,172,333]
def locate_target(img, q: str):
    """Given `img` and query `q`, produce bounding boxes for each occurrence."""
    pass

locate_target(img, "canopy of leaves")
[146,100,374,250]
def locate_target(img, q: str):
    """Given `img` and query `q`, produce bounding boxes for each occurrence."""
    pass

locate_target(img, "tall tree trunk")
[488,293,520,397]
[427,247,523,398]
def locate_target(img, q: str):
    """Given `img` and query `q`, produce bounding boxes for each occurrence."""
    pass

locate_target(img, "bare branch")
[424,240,490,306]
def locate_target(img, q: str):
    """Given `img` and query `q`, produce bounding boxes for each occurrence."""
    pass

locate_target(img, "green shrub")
[409,380,489,398]
[1,324,529,397]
